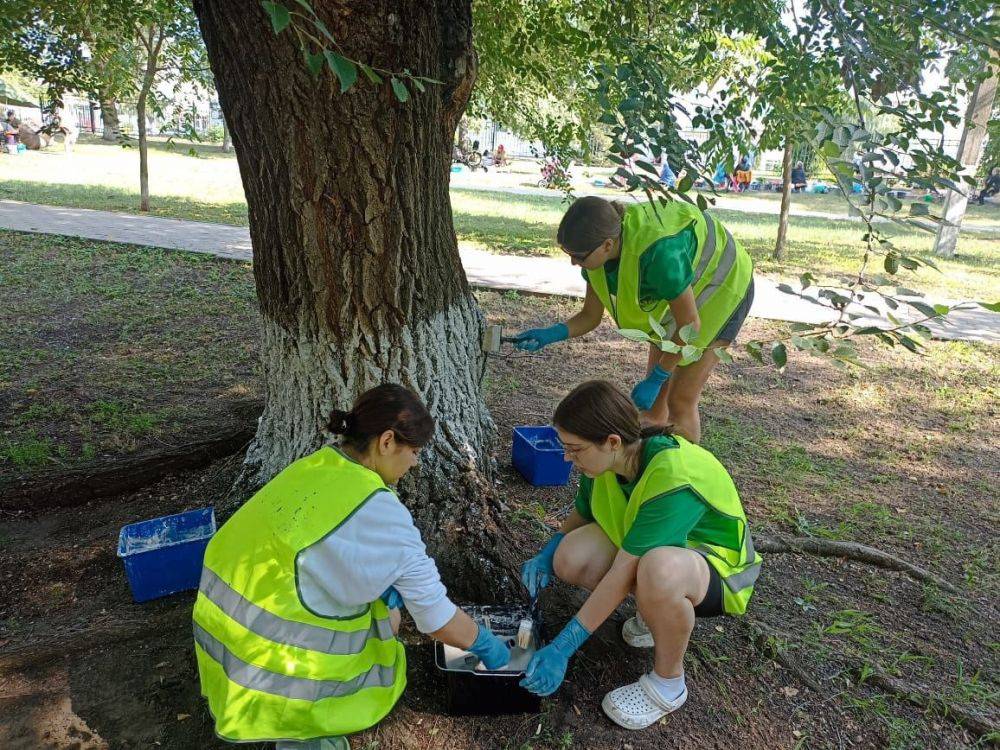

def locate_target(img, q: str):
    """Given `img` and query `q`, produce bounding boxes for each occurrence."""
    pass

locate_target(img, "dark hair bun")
[328,408,354,435]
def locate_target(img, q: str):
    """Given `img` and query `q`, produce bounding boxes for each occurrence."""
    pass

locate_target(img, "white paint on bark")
[243,294,495,489]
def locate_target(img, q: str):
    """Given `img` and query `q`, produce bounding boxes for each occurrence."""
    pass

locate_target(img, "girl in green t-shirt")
[518,380,760,731]
[513,196,755,444]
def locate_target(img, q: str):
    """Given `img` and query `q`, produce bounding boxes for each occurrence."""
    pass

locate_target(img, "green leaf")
[304,49,324,77]
[390,77,409,102]
[678,323,698,344]
[658,340,682,354]
[678,175,693,193]
[978,301,1000,312]
[771,342,787,369]
[745,341,764,363]
[884,255,899,274]
[790,322,814,332]
[262,1,291,34]
[411,78,426,93]
[696,193,708,211]
[324,51,357,93]
[360,64,383,84]
[908,201,929,216]
[715,346,733,364]
[618,97,641,112]
[618,328,651,343]
[821,140,840,157]
[647,314,667,340]
[681,345,701,363]
[799,273,815,290]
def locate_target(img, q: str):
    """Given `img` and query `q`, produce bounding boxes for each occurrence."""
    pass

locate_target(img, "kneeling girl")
[520,380,761,730]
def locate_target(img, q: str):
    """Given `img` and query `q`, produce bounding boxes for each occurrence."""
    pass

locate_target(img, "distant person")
[791,161,808,192]
[734,155,752,193]
[977,167,1000,205]
[658,157,676,188]
[494,143,509,168]
[712,163,727,188]
[3,110,19,148]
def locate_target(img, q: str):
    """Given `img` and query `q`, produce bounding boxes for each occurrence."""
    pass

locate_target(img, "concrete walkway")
[2,199,997,343]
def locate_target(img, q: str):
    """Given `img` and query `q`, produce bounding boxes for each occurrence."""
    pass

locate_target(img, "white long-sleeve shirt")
[295,488,458,634]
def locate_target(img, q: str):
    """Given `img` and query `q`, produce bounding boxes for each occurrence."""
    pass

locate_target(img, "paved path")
[2,199,997,343]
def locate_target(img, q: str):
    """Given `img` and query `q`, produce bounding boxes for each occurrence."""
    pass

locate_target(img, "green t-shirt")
[574,434,733,557]
[582,224,697,305]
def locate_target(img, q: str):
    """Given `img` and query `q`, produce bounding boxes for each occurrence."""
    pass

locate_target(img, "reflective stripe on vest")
[194,623,396,702]
[586,202,752,349]
[199,567,395,654]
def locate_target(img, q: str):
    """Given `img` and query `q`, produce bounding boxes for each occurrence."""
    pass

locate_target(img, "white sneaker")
[601,674,687,730]
[621,611,654,648]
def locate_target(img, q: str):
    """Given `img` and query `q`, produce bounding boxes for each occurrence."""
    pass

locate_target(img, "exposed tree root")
[853,664,998,740]
[756,532,959,594]
[740,619,823,692]
[0,400,260,512]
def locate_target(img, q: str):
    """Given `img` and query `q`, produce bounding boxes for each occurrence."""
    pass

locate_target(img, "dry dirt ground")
[1,260,997,749]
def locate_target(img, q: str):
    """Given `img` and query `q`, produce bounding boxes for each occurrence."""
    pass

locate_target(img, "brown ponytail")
[556,196,626,258]
[328,383,434,452]
[553,380,671,445]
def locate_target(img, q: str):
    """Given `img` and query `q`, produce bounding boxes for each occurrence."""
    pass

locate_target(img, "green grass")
[0,230,260,472]
[3,135,996,300]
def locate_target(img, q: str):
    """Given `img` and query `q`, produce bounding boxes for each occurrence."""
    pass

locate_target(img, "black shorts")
[694,562,725,618]
[715,278,755,344]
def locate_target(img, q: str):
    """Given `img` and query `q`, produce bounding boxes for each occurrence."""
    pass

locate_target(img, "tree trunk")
[136,25,164,214]
[773,138,793,261]
[221,120,231,152]
[193,0,504,586]
[99,97,120,141]
[933,57,998,257]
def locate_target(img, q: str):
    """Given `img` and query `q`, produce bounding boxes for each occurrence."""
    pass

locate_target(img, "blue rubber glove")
[380,586,403,610]
[630,364,670,410]
[520,617,591,696]
[520,532,565,598]
[467,622,511,670]
[513,323,569,352]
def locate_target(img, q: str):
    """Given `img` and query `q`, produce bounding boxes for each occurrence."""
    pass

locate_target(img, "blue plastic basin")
[117,507,216,602]
[512,426,573,486]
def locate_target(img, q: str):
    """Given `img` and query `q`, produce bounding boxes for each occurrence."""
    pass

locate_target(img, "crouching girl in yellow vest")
[518,380,761,730]
[193,384,510,750]
[513,197,754,444]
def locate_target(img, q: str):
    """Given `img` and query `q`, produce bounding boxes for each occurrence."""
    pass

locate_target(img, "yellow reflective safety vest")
[589,436,761,614]
[192,447,406,742]
[586,201,753,349]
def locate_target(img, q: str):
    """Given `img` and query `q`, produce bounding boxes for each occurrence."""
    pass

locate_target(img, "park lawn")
[1,135,997,301]
[0,229,997,747]
[0,231,260,473]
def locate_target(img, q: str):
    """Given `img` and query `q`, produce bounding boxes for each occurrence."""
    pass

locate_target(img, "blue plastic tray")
[117,507,216,602]
[512,426,572,486]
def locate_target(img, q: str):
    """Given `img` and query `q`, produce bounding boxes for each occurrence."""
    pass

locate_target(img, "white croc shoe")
[601,674,688,730]
[621,611,654,648]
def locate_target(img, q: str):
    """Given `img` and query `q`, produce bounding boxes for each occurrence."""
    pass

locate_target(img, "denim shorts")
[715,278,755,343]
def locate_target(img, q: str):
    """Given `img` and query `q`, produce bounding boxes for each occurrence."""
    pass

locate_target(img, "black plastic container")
[434,604,544,715]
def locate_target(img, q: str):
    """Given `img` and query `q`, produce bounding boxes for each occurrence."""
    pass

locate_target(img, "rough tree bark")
[98,96,120,142]
[773,138,793,261]
[193,0,504,586]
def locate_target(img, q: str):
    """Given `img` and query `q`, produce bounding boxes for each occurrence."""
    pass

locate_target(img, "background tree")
[0,0,208,212]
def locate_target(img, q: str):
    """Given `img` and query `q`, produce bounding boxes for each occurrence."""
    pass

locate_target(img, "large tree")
[192,0,501,580]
